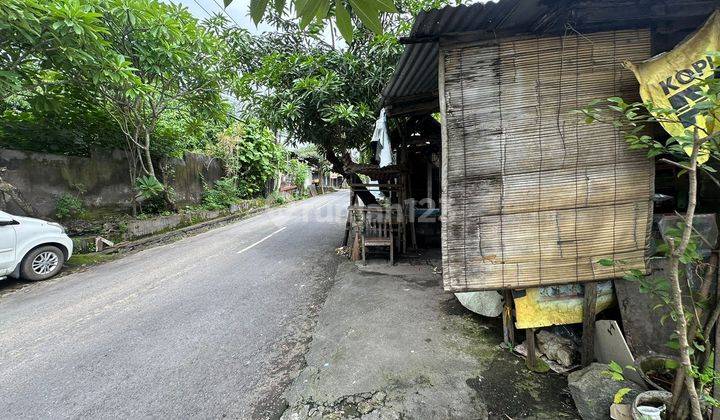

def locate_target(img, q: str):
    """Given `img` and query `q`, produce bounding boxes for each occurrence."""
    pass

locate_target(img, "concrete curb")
[98,205,271,255]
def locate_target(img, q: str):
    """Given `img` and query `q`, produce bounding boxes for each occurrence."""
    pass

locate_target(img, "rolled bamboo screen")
[439,29,653,291]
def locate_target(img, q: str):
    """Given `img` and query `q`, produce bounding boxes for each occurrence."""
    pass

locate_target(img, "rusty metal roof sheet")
[382,0,553,105]
[382,0,720,107]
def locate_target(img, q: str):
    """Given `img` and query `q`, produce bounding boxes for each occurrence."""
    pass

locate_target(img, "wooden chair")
[361,207,394,265]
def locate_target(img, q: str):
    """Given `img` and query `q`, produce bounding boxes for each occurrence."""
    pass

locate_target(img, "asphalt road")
[0,191,349,419]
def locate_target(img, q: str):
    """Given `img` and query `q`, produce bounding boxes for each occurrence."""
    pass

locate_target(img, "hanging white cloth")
[371,108,392,168]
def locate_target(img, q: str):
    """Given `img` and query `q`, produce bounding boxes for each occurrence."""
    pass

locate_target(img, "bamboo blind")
[439,29,654,291]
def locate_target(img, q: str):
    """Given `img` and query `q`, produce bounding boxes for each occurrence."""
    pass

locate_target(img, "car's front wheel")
[20,245,65,281]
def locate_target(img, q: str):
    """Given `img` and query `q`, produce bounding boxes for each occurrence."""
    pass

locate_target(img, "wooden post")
[342,190,358,246]
[426,160,433,208]
[581,282,598,367]
[502,290,515,346]
[713,258,720,420]
[343,213,352,246]
[526,328,537,369]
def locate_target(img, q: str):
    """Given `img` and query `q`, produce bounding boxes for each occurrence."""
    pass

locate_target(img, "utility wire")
[209,0,241,27]
[191,0,214,19]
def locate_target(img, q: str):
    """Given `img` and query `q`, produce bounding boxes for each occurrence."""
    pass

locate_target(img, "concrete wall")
[163,153,223,206]
[0,149,223,217]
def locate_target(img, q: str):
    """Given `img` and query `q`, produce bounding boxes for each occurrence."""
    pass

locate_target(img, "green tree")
[286,158,309,192]
[206,119,285,198]
[1,0,246,211]
[72,0,240,209]
[296,144,331,192]
[226,0,397,43]
[0,85,125,155]
[0,0,107,95]
[239,0,461,180]
[244,27,401,177]
[581,57,720,419]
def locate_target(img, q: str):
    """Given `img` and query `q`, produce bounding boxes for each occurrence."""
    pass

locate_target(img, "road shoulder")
[281,259,578,419]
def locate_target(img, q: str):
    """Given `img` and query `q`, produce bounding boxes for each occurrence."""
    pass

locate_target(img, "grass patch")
[66,253,118,268]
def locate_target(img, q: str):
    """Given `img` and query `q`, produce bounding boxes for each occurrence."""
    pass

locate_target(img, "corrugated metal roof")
[382,0,552,106]
[382,0,720,108]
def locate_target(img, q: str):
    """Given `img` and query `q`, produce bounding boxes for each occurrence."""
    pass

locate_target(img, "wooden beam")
[350,183,404,189]
[398,35,438,44]
[385,94,439,118]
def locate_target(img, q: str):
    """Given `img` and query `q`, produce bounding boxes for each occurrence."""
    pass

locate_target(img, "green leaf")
[665,359,680,370]
[348,0,382,33]
[299,0,331,27]
[298,0,322,18]
[614,388,632,404]
[335,0,352,42]
[250,0,270,25]
[694,100,715,110]
[665,339,680,350]
[608,360,623,374]
[598,258,616,267]
[224,0,233,6]
[362,0,397,13]
[273,0,286,14]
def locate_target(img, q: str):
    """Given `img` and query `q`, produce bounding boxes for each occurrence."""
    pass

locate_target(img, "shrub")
[268,191,285,205]
[286,159,309,191]
[135,176,164,199]
[205,120,284,199]
[55,193,85,220]
[202,177,241,210]
[134,175,170,214]
[140,194,168,215]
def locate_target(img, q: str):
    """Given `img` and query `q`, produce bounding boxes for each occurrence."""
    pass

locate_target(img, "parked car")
[0,211,73,281]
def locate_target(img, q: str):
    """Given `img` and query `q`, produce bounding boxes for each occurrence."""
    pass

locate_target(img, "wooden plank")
[581,282,598,367]
[439,48,451,284]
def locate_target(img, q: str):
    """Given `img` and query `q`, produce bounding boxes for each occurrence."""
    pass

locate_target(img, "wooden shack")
[382,0,720,292]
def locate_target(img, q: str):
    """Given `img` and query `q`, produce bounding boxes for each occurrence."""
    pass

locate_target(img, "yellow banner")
[626,11,720,163]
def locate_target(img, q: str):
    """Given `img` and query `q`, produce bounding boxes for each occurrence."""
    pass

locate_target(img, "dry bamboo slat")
[440,29,654,291]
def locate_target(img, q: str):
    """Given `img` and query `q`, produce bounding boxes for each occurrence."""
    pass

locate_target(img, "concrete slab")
[282,261,578,419]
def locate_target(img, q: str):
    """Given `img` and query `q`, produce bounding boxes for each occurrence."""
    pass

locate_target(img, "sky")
[165,0,340,45]
[169,0,273,34]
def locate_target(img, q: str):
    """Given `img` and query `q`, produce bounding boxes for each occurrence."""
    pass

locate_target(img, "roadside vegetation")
[0,0,458,245]
[581,59,720,418]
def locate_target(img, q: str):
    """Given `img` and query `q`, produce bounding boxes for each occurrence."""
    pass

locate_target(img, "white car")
[0,211,73,281]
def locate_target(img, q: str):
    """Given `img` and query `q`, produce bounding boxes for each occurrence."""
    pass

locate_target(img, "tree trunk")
[152,153,177,213]
[669,134,703,420]
[144,131,155,178]
[671,253,718,417]
[324,148,378,206]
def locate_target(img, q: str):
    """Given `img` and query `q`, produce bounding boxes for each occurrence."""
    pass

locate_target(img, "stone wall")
[0,149,223,217]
